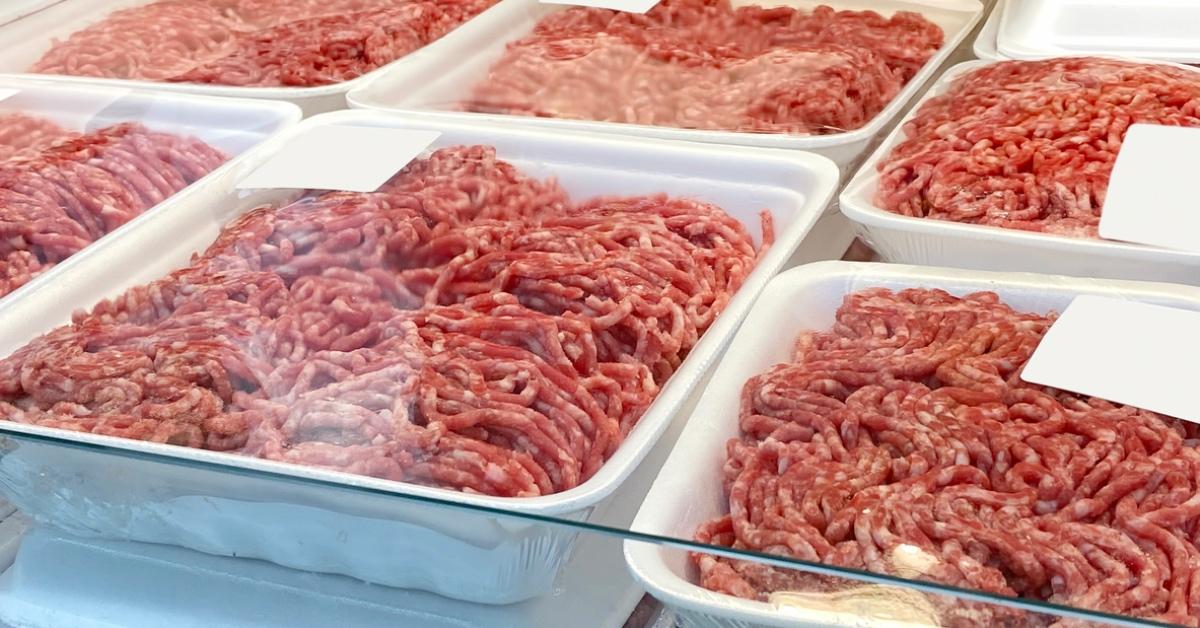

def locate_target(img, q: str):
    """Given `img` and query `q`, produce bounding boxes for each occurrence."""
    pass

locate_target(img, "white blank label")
[1021,295,1200,423]
[237,125,441,193]
[1099,123,1200,253]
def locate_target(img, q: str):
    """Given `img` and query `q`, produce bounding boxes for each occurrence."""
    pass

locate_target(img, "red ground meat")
[30,0,497,87]
[875,58,1200,238]
[0,145,771,498]
[0,117,226,298]
[465,0,942,135]
[0,114,76,162]
[694,288,1200,627]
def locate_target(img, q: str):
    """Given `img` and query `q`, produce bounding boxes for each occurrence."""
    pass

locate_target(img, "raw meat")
[694,288,1200,626]
[465,0,943,134]
[30,0,496,87]
[0,117,226,298]
[0,145,770,498]
[0,114,75,162]
[875,58,1200,238]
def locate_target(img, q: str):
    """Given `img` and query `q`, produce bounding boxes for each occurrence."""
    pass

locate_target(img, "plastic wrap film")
[0,79,298,306]
[841,58,1200,285]
[0,111,837,603]
[628,261,1200,628]
[346,0,984,169]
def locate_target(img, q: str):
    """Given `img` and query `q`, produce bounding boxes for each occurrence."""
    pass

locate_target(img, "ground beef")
[29,0,496,87]
[875,58,1200,238]
[0,114,76,162]
[464,0,942,135]
[694,288,1200,627]
[0,145,770,498]
[0,117,226,298]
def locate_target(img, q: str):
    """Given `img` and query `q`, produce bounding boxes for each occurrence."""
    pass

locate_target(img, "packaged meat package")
[0,77,299,307]
[841,57,1200,285]
[0,110,837,604]
[626,260,1200,628]
[0,0,505,115]
[347,0,984,171]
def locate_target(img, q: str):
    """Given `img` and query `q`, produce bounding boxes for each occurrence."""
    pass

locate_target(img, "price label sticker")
[1099,123,1200,253]
[1021,294,1200,423]
[238,125,441,193]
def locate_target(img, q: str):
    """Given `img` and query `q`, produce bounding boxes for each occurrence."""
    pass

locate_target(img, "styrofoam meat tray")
[345,0,984,171]
[0,0,513,116]
[971,0,1004,60]
[0,0,61,26]
[840,58,1200,285]
[0,76,300,308]
[0,109,838,605]
[997,0,1200,64]
[624,260,1200,628]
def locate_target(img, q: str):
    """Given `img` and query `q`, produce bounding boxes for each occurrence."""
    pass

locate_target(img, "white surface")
[0,109,837,604]
[237,126,441,192]
[0,0,510,115]
[997,0,1200,63]
[541,0,659,13]
[346,0,983,170]
[840,59,1200,285]
[1023,296,1200,423]
[0,76,300,310]
[972,0,1005,60]
[0,0,59,26]
[625,261,1200,628]
[1099,124,1200,253]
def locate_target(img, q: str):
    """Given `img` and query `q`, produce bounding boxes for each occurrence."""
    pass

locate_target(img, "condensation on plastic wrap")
[842,57,1200,285]
[627,260,1200,628]
[347,0,985,170]
[0,79,298,306]
[0,111,838,604]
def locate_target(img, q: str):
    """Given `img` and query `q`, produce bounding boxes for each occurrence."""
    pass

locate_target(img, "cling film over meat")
[0,145,772,498]
[463,0,944,135]
[29,0,498,88]
[694,287,1200,626]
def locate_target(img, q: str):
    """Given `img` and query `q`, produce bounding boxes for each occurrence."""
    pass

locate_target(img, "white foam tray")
[625,260,1200,628]
[0,0,60,26]
[0,109,837,605]
[346,0,983,171]
[996,0,1200,64]
[840,58,1200,285]
[972,0,1005,60]
[0,0,513,116]
[0,76,300,307]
